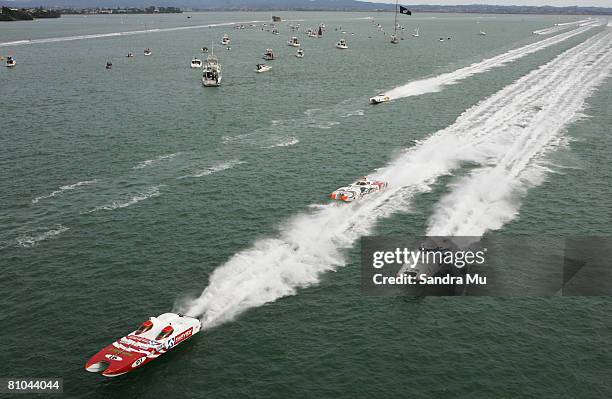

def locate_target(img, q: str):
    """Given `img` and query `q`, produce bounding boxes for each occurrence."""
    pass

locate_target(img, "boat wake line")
[384,24,596,101]
[177,30,611,330]
[427,32,612,238]
[0,20,266,48]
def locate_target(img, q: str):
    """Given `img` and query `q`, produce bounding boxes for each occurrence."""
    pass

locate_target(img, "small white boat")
[5,56,16,68]
[412,27,420,37]
[296,49,304,58]
[272,28,279,35]
[479,31,487,36]
[390,34,399,44]
[369,94,390,104]
[306,28,317,38]
[287,36,300,47]
[221,34,230,45]
[126,52,134,58]
[144,48,152,56]
[201,47,209,53]
[336,39,348,49]
[190,57,202,68]
[255,64,272,73]
[263,48,275,60]
[105,61,112,70]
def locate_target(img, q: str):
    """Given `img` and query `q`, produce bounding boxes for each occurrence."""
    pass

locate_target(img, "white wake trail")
[0,20,265,48]
[384,25,594,101]
[180,30,610,330]
[427,32,612,237]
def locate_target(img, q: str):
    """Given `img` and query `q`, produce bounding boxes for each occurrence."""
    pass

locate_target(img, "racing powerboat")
[144,48,152,56]
[336,39,348,49]
[221,34,230,45]
[369,94,390,104]
[85,313,201,377]
[6,56,16,68]
[256,64,272,73]
[330,177,388,202]
[190,57,202,68]
[287,36,300,47]
[263,48,275,60]
[296,48,304,58]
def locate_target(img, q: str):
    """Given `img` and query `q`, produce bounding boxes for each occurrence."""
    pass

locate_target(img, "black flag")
[399,6,412,15]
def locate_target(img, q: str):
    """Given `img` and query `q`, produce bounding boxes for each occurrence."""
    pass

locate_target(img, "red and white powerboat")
[85,313,201,377]
[330,177,388,202]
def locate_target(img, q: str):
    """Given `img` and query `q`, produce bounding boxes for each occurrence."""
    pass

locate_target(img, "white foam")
[262,137,299,149]
[32,180,97,204]
[16,225,69,248]
[133,153,180,170]
[179,31,612,330]
[385,25,594,101]
[87,186,162,212]
[178,160,244,179]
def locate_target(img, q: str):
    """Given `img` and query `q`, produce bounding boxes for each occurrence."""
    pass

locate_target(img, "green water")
[1,11,611,398]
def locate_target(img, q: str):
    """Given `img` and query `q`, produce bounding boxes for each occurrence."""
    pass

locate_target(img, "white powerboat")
[5,56,16,68]
[190,57,202,68]
[336,39,348,49]
[479,31,487,36]
[287,36,300,47]
[390,34,399,44]
[296,48,304,58]
[202,52,222,87]
[256,64,272,73]
[369,94,390,104]
[126,52,134,58]
[263,48,275,60]
[306,28,317,38]
[330,177,388,202]
[144,48,152,56]
[221,34,230,45]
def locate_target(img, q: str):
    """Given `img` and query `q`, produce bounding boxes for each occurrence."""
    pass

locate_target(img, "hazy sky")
[364,0,612,7]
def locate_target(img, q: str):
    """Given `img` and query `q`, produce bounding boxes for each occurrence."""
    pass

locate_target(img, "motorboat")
[144,48,152,56]
[336,39,348,49]
[190,57,202,68]
[5,56,16,68]
[105,61,112,70]
[330,177,388,202]
[412,27,420,37]
[287,36,300,47]
[126,52,134,58]
[263,48,275,60]
[85,313,201,377]
[306,28,317,38]
[296,48,304,58]
[369,94,390,104]
[272,28,279,35]
[479,31,487,36]
[256,64,272,73]
[202,52,222,87]
[390,34,399,44]
[221,34,230,45]
[201,47,209,53]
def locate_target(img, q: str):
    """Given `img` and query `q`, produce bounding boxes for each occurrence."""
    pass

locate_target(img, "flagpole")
[394,0,398,35]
